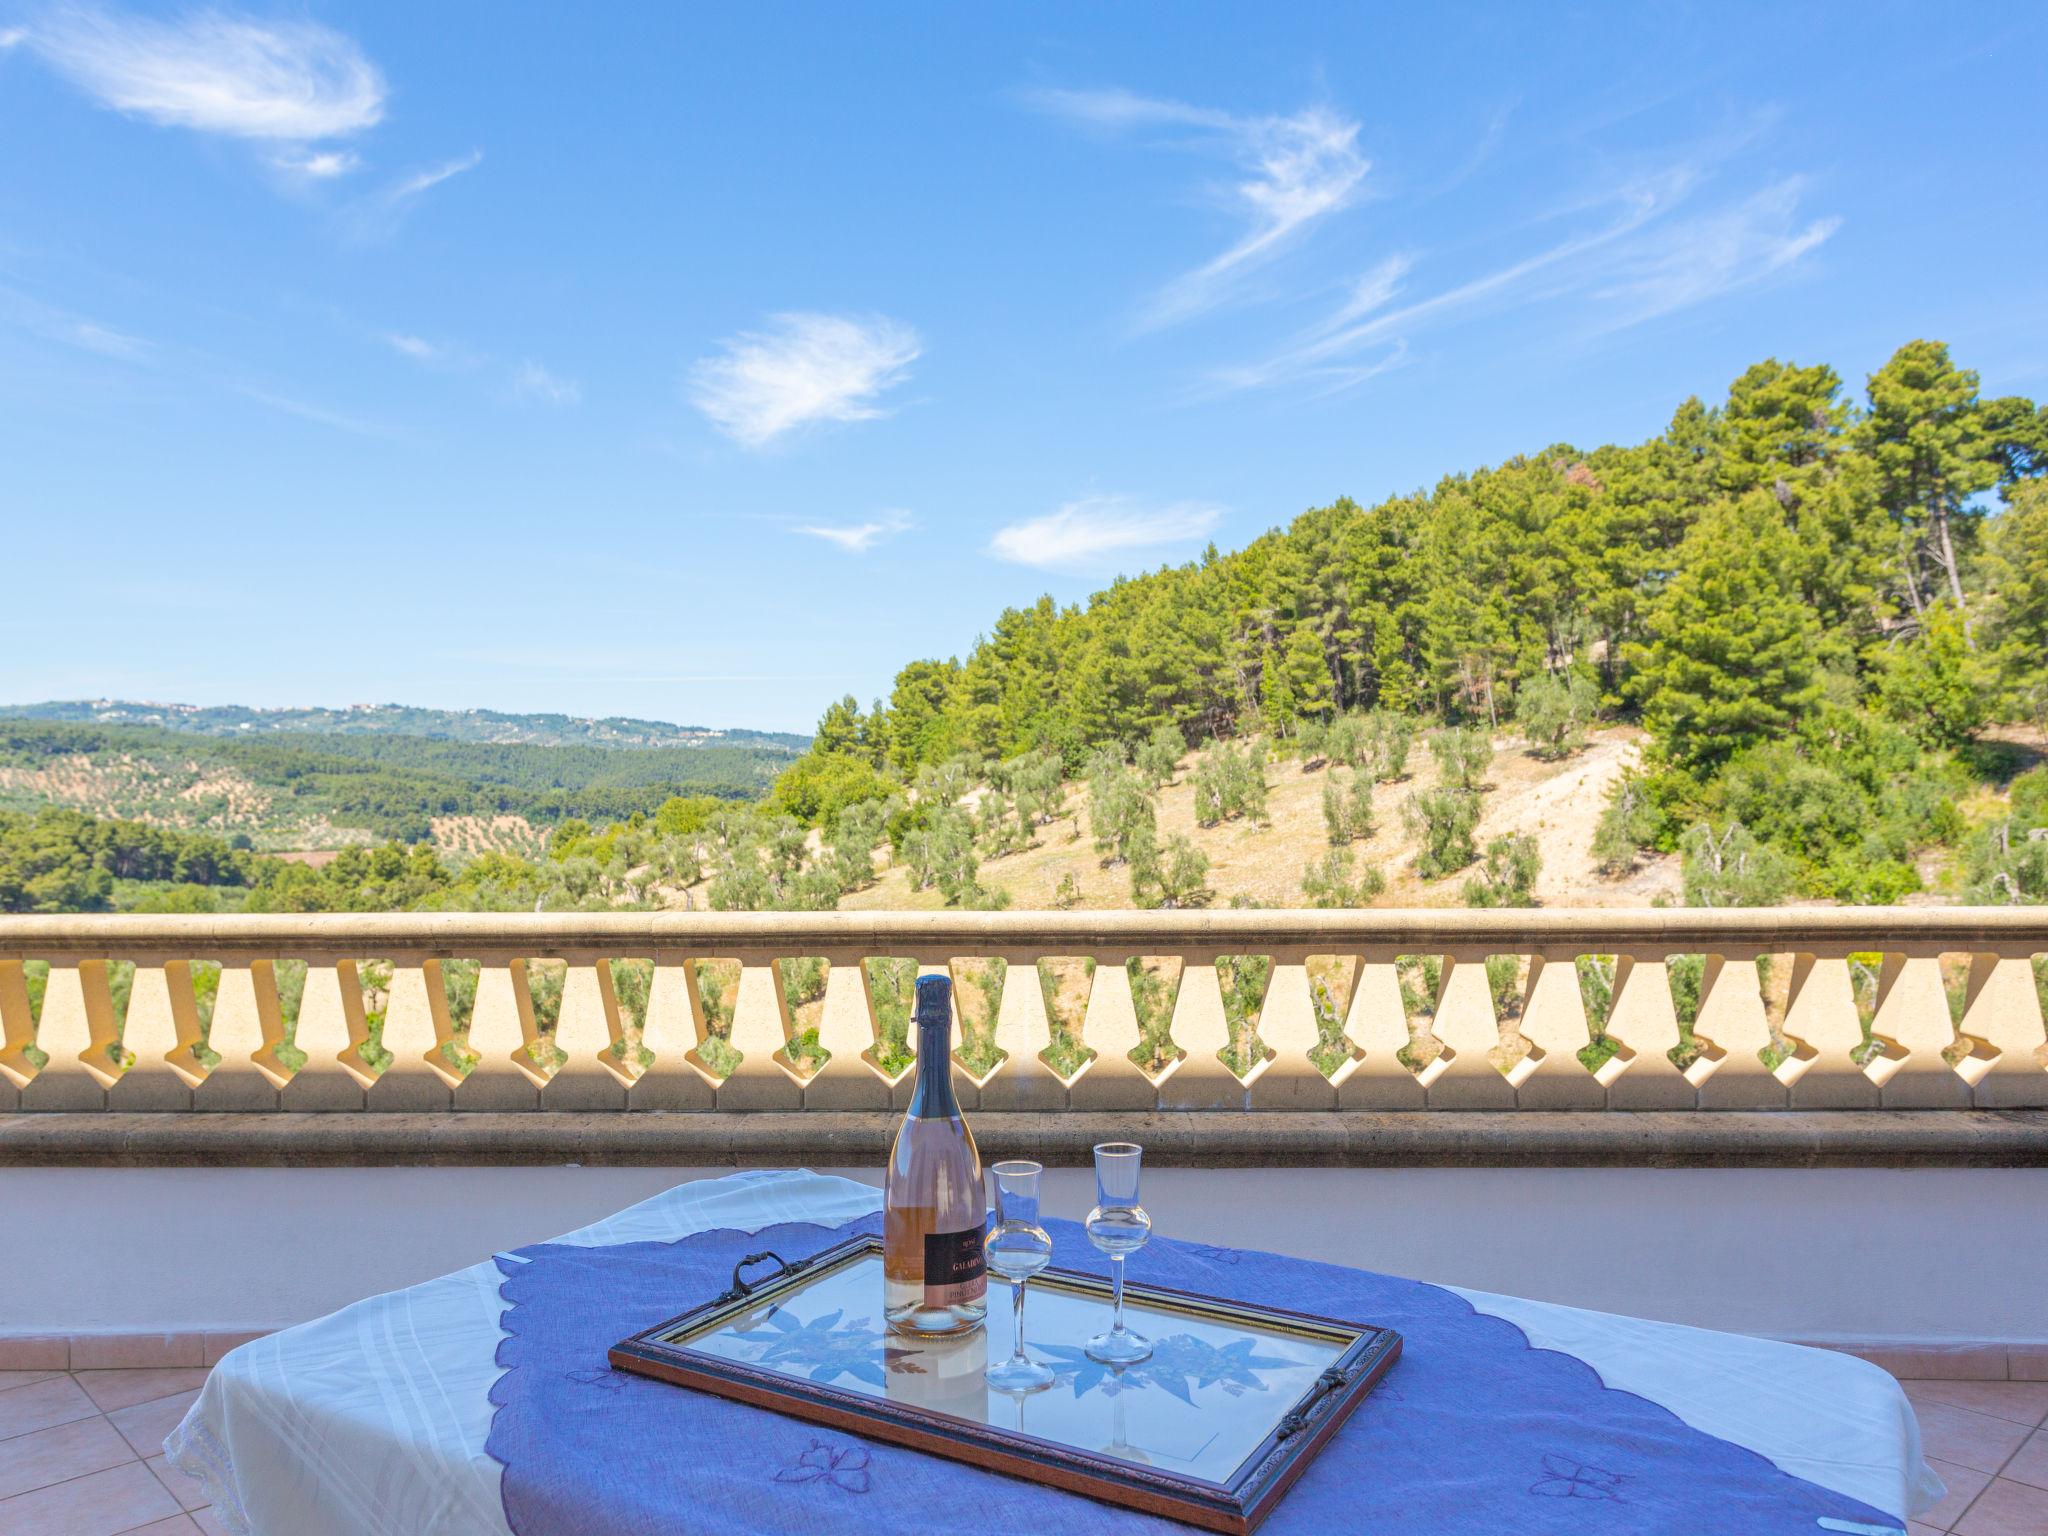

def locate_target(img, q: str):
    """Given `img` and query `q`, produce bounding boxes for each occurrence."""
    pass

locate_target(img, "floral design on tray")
[1036,1333,1303,1402]
[727,1307,926,1387]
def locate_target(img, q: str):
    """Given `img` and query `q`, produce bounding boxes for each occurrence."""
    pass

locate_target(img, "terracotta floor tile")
[1913,1399,2036,1476]
[1907,1380,2048,1428]
[127,1519,202,1534]
[1919,1458,1995,1530]
[146,1453,211,1513]
[0,1414,135,1501]
[107,1390,201,1460]
[191,1504,232,1535]
[75,1369,212,1414]
[1955,1477,2048,1535]
[2003,1430,2048,1493]
[0,1375,98,1440]
[0,1372,64,1394]
[1910,1523,1946,1535]
[0,1459,180,1535]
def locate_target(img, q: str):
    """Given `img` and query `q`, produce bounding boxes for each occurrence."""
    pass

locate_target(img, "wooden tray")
[610,1235,1401,1533]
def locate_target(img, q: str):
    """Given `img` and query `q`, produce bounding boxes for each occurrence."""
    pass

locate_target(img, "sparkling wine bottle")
[883,974,987,1336]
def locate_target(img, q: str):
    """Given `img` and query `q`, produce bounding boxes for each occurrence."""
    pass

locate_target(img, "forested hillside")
[0,719,798,849]
[7,340,2046,923]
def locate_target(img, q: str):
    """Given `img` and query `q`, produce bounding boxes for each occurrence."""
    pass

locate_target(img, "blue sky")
[3,3,2044,733]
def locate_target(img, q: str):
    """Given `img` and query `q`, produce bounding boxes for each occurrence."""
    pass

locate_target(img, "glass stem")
[1011,1280,1029,1366]
[1111,1253,1126,1335]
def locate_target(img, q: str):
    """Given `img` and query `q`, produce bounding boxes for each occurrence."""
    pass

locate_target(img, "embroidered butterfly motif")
[774,1439,872,1494]
[1530,1453,1626,1501]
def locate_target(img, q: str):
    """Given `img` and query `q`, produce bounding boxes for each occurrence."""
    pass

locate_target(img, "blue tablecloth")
[486,1212,1903,1535]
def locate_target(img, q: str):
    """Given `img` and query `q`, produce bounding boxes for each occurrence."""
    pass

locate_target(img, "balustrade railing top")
[1,909,2043,1117]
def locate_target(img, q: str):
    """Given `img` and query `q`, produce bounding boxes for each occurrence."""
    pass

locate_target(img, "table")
[166,1169,1943,1534]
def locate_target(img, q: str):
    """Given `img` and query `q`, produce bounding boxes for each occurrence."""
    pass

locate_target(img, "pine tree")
[1862,340,1999,622]
[1628,493,1822,769]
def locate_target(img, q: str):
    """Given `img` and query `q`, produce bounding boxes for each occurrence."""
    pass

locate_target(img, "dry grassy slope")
[836,725,1681,912]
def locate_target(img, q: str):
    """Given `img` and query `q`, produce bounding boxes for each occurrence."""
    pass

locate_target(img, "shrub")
[1134,722,1187,789]
[1592,774,1661,875]
[1515,670,1599,759]
[1403,787,1481,879]
[1301,847,1387,908]
[1680,820,1793,907]
[1429,727,1493,791]
[1192,742,1269,826]
[1462,834,1541,907]
[1321,769,1375,845]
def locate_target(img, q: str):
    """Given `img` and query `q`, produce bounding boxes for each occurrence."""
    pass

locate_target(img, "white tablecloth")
[166,1169,1942,1534]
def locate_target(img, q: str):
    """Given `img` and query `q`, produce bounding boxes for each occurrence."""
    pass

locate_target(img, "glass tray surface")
[678,1249,1345,1482]
[610,1234,1402,1534]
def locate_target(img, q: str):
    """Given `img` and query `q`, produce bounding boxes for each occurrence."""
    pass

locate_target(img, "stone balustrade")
[0,909,2044,1117]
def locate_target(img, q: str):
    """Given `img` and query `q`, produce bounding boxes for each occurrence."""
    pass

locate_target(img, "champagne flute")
[983,1160,1054,1392]
[1083,1142,1153,1365]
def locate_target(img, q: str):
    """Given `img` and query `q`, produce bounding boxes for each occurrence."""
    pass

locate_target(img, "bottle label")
[922,1225,987,1307]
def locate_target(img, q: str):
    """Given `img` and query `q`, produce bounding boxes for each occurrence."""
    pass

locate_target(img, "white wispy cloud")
[510,360,580,406]
[1592,177,1840,327]
[383,332,443,364]
[1211,163,1837,396]
[68,319,147,358]
[990,495,1221,571]
[273,147,359,180]
[1029,87,1368,327]
[341,151,483,240]
[1,287,151,360]
[0,26,26,48]
[19,6,383,140]
[795,511,913,553]
[386,150,482,205]
[687,312,921,448]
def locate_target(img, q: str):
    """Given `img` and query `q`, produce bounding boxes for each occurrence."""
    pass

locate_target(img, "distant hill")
[0,710,807,852]
[3,700,809,751]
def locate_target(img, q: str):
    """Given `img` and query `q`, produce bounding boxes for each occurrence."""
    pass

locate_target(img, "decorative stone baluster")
[1783,955,1877,1109]
[1067,959,1155,1111]
[1867,954,1970,1109]
[18,961,119,1111]
[1602,956,1692,1108]
[1426,955,1515,1109]
[284,961,374,1111]
[1337,961,1426,1109]
[1514,956,1604,1109]
[711,964,801,1111]
[1157,962,1239,1110]
[0,959,35,1109]
[947,958,1010,1111]
[976,959,1065,1111]
[189,962,286,1111]
[367,961,458,1112]
[1246,963,1332,1110]
[1961,954,2048,1108]
[1693,956,1787,1110]
[799,963,887,1110]
[109,962,204,1111]
[541,962,631,1111]
[632,960,715,1110]
[454,962,544,1110]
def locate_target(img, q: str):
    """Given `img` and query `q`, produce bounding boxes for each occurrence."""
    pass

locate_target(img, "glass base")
[985,1355,1055,1393]
[1084,1327,1152,1365]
